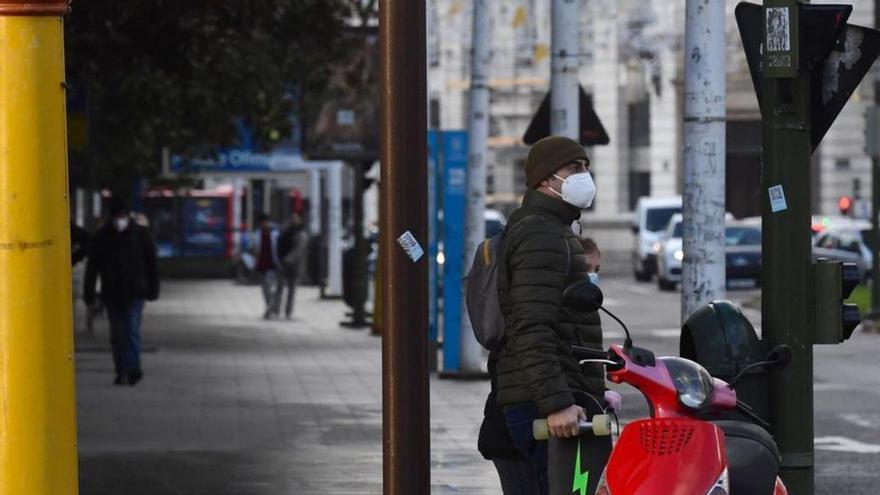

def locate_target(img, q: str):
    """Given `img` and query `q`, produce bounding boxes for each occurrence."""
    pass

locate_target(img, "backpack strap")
[481,238,493,265]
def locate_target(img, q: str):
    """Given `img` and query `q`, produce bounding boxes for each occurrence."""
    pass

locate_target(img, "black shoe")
[113,374,126,386]
[127,369,143,386]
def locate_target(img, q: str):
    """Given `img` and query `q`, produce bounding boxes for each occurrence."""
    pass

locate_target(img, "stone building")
[429,0,879,220]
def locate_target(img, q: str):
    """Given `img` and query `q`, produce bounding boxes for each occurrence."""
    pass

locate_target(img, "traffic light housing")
[813,259,861,344]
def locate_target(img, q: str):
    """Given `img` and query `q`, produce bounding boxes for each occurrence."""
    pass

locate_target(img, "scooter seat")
[713,420,780,495]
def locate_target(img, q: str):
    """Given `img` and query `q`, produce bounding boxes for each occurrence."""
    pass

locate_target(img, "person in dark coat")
[276,213,307,319]
[84,197,159,386]
[492,136,607,493]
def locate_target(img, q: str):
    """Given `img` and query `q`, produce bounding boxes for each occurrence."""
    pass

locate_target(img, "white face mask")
[550,172,597,209]
[588,272,600,286]
[114,217,130,232]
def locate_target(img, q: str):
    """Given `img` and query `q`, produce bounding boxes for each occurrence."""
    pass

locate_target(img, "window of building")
[628,100,651,147]
[628,171,651,211]
[430,98,440,129]
[836,158,851,170]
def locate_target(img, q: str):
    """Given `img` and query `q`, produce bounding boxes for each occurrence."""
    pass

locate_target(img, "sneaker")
[113,374,126,386]
[127,369,143,386]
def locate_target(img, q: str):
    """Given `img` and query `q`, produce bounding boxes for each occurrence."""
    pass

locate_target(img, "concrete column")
[309,168,322,236]
[326,161,344,297]
[590,1,626,215]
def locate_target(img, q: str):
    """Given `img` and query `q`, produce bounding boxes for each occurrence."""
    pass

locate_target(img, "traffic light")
[838,195,853,215]
[814,259,862,344]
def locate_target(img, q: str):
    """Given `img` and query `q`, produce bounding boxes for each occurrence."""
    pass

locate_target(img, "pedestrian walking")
[276,213,308,319]
[84,198,159,386]
[251,213,282,319]
[493,136,608,493]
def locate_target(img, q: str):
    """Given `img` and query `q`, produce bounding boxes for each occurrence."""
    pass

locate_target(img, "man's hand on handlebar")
[547,404,586,438]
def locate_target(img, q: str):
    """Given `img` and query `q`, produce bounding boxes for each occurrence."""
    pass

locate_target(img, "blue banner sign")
[437,130,468,373]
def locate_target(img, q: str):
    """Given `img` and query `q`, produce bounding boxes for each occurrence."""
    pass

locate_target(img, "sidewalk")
[75,279,498,495]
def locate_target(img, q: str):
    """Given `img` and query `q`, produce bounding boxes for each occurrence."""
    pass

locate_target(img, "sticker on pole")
[769,185,788,213]
[397,231,424,262]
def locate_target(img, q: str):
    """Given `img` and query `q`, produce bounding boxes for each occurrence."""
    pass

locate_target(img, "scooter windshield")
[660,357,715,410]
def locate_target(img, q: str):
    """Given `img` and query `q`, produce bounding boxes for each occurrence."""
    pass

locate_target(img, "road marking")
[603,329,681,340]
[815,436,880,454]
[623,285,655,296]
[650,329,681,338]
[841,414,875,429]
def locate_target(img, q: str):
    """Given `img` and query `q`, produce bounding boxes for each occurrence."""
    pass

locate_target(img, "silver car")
[812,223,873,282]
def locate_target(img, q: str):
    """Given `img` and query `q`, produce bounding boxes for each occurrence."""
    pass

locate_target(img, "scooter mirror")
[563,279,604,312]
[765,345,793,370]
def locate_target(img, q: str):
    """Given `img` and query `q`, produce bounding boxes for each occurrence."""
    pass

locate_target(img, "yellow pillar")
[0,1,78,493]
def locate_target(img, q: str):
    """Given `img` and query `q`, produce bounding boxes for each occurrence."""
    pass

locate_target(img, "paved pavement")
[75,279,495,495]
[75,277,880,494]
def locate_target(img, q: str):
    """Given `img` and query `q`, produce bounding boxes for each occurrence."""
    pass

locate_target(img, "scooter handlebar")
[571,345,608,361]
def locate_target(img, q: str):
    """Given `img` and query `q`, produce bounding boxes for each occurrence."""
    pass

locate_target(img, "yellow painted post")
[0,1,78,494]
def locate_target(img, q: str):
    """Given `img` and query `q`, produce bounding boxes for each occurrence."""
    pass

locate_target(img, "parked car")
[656,218,762,291]
[632,196,682,282]
[656,214,684,291]
[724,223,762,288]
[812,222,873,282]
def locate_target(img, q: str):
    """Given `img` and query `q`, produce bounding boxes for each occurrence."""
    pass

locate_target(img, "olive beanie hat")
[524,136,589,188]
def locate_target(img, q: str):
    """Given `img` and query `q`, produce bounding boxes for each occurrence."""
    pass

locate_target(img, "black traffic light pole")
[737,1,880,492]
[758,4,815,492]
[342,160,370,329]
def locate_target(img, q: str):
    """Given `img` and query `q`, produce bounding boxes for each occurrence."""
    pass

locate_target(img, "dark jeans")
[493,457,540,495]
[276,266,299,317]
[106,299,145,375]
[503,403,549,495]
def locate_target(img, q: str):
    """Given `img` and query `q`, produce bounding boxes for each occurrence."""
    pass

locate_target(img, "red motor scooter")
[533,280,790,495]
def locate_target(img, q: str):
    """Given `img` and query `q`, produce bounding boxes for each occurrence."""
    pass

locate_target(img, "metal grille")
[638,421,696,456]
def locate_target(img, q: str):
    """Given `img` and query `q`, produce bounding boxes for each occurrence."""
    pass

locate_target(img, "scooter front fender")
[605,418,727,495]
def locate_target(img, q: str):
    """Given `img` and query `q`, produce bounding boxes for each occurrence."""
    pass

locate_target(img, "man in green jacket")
[496,136,606,493]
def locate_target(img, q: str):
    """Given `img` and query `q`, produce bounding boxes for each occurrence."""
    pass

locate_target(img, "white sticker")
[397,231,424,262]
[766,7,790,52]
[769,184,788,213]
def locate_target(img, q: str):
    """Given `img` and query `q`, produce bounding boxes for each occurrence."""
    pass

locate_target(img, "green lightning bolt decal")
[572,441,589,495]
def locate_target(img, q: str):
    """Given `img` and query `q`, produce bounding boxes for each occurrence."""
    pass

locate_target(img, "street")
[74,277,880,494]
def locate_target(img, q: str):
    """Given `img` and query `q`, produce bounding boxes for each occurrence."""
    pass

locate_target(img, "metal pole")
[326,161,344,297]
[380,0,430,493]
[0,2,79,493]
[762,2,814,491]
[458,0,491,375]
[309,168,322,236]
[551,0,579,138]
[873,156,880,316]
[681,0,726,321]
[232,178,243,253]
[343,161,369,327]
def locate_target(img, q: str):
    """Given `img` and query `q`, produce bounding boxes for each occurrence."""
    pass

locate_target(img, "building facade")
[429,0,879,220]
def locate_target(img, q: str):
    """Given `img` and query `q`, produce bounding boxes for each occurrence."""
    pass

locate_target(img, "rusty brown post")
[379,0,430,494]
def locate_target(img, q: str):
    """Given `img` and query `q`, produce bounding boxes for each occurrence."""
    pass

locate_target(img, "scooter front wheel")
[532,414,612,440]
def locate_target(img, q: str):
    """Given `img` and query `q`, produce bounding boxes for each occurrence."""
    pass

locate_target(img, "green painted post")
[761,1,815,492]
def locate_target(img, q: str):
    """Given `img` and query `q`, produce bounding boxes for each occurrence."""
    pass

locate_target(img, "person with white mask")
[478,136,609,495]
[84,197,159,386]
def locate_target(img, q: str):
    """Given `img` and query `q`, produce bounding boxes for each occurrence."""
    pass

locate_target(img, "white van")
[632,196,682,281]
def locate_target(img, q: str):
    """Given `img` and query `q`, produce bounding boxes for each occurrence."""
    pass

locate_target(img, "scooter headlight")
[705,467,729,495]
[661,357,715,410]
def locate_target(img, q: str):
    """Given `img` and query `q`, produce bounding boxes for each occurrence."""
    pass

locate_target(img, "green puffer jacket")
[496,190,605,416]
